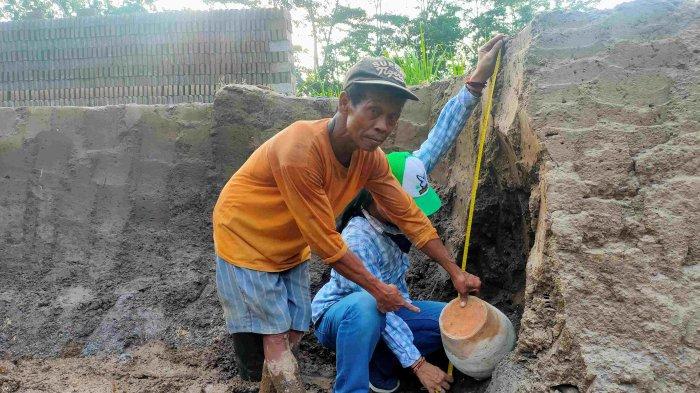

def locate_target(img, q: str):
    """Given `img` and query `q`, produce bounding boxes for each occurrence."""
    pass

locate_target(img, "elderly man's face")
[340,88,405,151]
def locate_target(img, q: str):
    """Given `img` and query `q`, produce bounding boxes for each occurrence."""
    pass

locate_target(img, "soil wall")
[0,103,221,357]
[485,0,699,391]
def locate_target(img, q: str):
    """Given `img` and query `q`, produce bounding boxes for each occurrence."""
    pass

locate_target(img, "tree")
[205,0,336,73]
[464,0,599,64]
[410,0,466,57]
[294,0,338,72]
[1,0,156,20]
[316,5,373,78]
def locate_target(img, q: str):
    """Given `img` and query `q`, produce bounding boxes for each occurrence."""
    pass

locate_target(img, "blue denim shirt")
[311,86,477,367]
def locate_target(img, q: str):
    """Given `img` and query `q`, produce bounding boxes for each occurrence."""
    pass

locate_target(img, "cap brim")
[414,186,442,216]
[347,80,420,101]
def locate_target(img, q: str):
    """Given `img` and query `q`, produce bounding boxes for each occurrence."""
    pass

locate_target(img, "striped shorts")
[215,256,312,334]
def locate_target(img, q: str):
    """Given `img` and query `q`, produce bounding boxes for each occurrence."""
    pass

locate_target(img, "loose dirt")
[0,342,259,393]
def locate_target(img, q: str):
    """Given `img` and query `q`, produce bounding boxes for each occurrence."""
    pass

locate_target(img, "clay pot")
[439,296,515,380]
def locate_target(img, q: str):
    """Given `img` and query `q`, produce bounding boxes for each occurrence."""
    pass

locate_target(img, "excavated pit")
[1,1,698,391]
[0,85,529,392]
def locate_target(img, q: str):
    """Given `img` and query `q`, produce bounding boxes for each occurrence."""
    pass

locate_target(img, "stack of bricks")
[0,8,294,107]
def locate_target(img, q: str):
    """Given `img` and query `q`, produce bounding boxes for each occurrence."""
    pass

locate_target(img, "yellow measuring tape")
[446,49,502,380]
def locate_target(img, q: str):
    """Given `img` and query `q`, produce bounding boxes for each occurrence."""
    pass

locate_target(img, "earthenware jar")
[439,296,516,379]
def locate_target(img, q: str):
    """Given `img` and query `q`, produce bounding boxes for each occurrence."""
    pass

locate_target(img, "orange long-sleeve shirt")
[213,118,438,272]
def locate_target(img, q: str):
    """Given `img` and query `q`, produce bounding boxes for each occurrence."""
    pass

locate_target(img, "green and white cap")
[386,151,442,216]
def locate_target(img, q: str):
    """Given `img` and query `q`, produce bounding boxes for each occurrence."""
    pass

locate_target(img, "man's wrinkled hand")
[469,34,506,83]
[374,283,420,313]
[415,361,453,393]
[451,270,481,306]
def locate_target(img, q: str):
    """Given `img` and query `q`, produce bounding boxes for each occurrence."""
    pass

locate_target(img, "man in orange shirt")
[213,58,480,391]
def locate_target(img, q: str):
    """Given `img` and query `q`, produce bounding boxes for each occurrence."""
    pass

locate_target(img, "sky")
[153,0,634,69]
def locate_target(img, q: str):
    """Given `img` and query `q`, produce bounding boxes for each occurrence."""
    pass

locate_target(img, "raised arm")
[412,87,477,173]
[414,34,506,173]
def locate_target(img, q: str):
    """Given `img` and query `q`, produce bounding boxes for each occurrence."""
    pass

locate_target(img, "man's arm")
[412,86,477,173]
[419,238,481,305]
[364,152,439,249]
[414,35,507,174]
[332,251,418,313]
[270,159,414,313]
[413,35,506,303]
[364,164,480,303]
[383,313,422,367]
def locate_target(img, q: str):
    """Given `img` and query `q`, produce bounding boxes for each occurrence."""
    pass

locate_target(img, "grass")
[391,24,450,85]
[298,25,467,96]
[297,72,343,98]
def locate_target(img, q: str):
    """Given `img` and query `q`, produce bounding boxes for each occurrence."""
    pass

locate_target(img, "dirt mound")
[0,104,221,357]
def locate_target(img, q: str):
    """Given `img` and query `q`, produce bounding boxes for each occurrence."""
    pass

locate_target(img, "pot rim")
[439,297,489,340]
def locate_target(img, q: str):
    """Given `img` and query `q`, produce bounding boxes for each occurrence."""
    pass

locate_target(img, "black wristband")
[466,80,487,88]
[465,84,483,97]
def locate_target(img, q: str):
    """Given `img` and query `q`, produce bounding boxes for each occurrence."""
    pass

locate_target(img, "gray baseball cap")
[343,57,419,101]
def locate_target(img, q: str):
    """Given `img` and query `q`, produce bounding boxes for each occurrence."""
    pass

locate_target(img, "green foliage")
[391,49,444,86]
[390,25,449,85]
[2,0,600,97]
[294,0,601,96]
[202,0,480,95]
[296,71,342,97]
[409,0,465,57]
[1,0,155,20]
[1,0,52,19]
[448,58,467,78]
[464,0,599,65]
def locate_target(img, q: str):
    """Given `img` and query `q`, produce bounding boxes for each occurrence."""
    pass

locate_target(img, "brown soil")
[0,341,339,393]
[0,342,262,393]
[0,339,490,393]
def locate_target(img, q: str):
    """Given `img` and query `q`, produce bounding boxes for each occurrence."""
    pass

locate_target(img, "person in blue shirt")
[311,35,506,393]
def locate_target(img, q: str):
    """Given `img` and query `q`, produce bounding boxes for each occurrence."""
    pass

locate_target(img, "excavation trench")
[210,80,535,391]
[0,79,532,392]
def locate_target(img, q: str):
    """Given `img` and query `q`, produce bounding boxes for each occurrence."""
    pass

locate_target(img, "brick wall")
[0,8,294,107]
